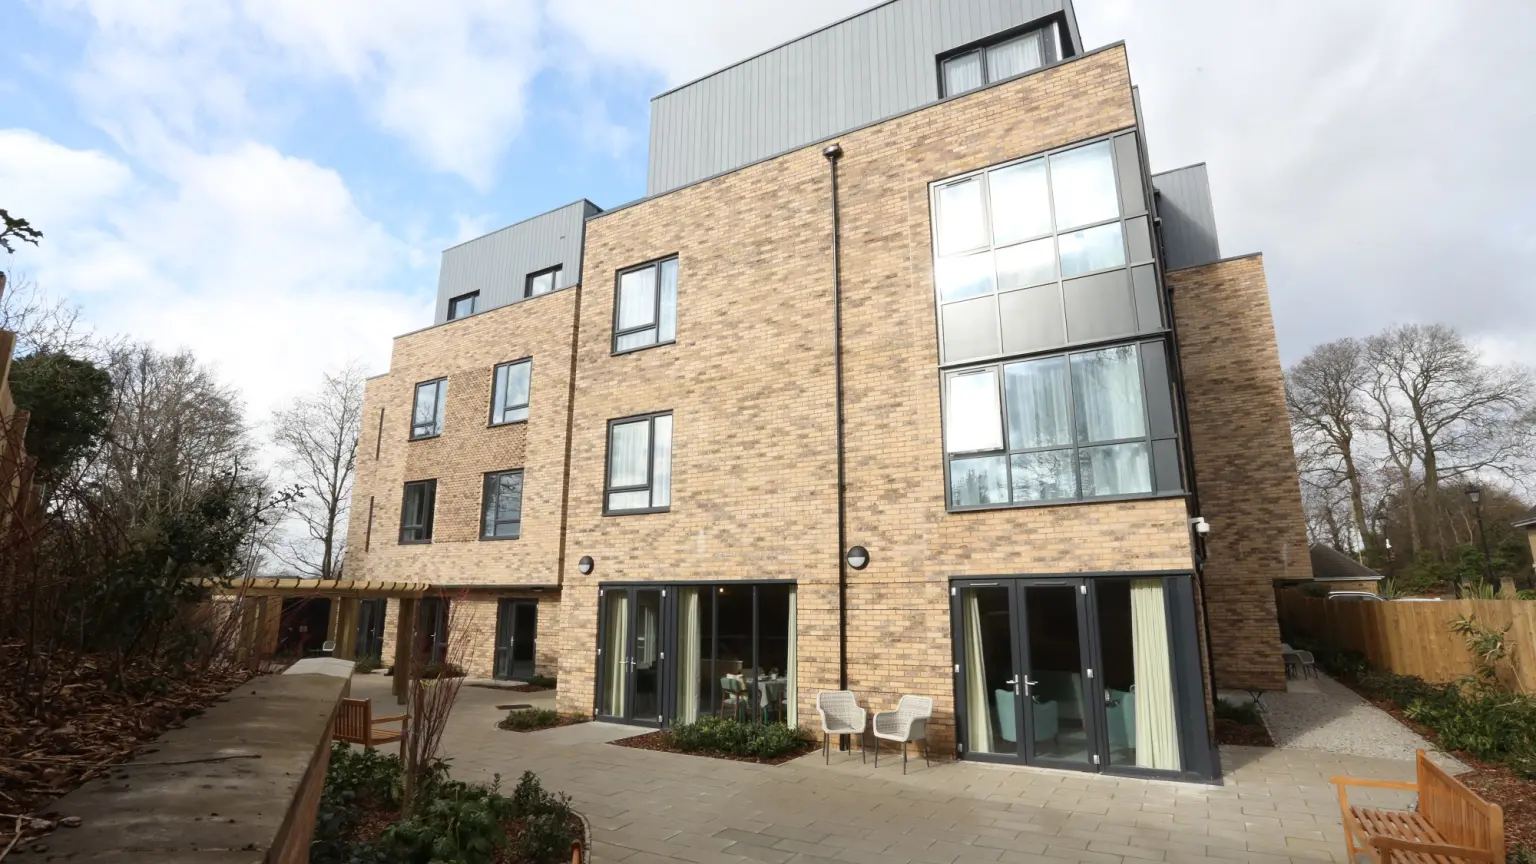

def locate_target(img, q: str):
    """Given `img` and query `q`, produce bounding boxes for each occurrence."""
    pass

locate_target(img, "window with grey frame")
[525,266,561,299]
[930,132,1160,366]
[447,292,478,321]
[480,470,523,540]
[489,359,531,425]
[411,378,447,439]
[399,479,436,543]
[940,21,1064,98]
[613,257,678,353]
[604,412,673,514]
[943,341,1182,510]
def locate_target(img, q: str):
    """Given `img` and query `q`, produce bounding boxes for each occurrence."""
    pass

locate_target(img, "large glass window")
[614,258,678,353]
[411,379,447,439]
[605,412,673,514]
[480,470,523,540]
[672,583,796,727]
[940,22,1062,97]
[399,479,436,543]
[490,360,531,425]
[945,343,1173,509]
[930,133,1159,364]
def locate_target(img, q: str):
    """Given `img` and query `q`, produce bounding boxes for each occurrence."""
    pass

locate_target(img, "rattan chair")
[815,691,867,764]
[872,695,932,774]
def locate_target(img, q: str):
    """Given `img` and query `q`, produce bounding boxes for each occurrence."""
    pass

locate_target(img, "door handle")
[1004,676,1019,695]
[1023,677,1038,694]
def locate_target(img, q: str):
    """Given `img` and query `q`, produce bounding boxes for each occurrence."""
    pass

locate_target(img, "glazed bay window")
[399,479,436,543]
[605,412,673,514]
[447,292,478,321]
[480,470,523,540]
[941,21,1063,98]
[944,341,1182,509]
[525,266,561,298]
[614,257,678,353]
[490,359,531,425]
[931,133,1161,365]
[410,378,447,439]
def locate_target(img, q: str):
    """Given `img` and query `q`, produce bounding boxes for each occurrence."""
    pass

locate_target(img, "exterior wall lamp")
[845,545,870,571]
[577,555,594,576]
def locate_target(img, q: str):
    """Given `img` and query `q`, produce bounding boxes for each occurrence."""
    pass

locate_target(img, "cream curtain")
[602,592,629,717]
[676,589,701,723]
[638,600,658,666]
[786,587,798,727]
[962,591,993,753]
[1131,579,1180,770]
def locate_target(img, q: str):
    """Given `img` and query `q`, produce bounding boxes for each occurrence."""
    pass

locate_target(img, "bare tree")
[1287,338,1374,555]
[0,272,89,356]
[270,363,366,580]
[1365,324,1534,556]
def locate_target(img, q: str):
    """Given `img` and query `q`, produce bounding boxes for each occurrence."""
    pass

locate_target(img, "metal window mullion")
[993,360,1015,503]
[1065,353,1084,499]
[1039,155,1072,353]
[645,416,657,507]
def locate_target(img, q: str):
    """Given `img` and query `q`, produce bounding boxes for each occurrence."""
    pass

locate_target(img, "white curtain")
[1071,346,1145,443]
[986,30,1043,81]
[617,266,657,330]
[786,587,798,726]
[1131,579,1180,770]
[1004,356,1072,449]
[651,415,673,507]
[943,52,983,96]
[676,589,700,723]
[658,259,678,342]
[603,592,628,716]
[963,591,993,753]
[638,600,658,666]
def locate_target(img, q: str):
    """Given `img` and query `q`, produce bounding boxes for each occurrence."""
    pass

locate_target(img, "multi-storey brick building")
[343,0,1310,782]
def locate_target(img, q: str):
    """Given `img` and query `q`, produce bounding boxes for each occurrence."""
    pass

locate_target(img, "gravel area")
[1261,672,1469,773]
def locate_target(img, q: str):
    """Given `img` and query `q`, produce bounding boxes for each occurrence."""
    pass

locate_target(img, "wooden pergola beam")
[208,577,431,600]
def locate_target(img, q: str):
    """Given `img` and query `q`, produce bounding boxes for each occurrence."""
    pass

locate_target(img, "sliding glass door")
[952,575,1187,776]
[599,582,796,728]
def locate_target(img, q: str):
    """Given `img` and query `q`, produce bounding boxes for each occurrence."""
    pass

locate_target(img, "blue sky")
[3,0,1535,433]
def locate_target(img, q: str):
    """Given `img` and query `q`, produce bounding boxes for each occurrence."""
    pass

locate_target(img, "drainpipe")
[824,143,849,743]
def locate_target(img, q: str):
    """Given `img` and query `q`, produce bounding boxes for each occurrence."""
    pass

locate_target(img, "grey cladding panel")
[647,0,1079,195]
[433,200,599,324]
[1152,165,1221,271]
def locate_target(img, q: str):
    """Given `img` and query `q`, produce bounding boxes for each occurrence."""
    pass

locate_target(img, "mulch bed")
[506,684,553,693]
[497,714,588,733]
[611,731,818,765]
[495,813,584,864]
[1332,678,1535,854]
[0,650,252,850]
[1215,716,1274,747]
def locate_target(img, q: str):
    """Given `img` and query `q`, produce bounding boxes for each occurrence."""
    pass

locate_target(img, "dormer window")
[940,21,1064,98]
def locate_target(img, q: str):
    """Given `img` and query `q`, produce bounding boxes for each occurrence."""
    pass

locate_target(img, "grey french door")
[951,578,1101,771]
[494,600,538,680]
[416,597,449,665]
[355,599,387,660]
[596,586,670,726]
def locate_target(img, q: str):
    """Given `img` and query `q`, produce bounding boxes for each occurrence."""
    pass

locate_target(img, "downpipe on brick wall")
[824,141,850,752]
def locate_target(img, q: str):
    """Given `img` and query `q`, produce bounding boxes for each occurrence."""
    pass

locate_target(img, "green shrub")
[380,776,514,864]
[1519,590,1536,601]
[420,662,466,680]
[1214,697,1262,726]
[499,708,561,731]
[663,717,814,759]
[354,655,383,674]
[1354,670,1536,780]
[312,743,404,863]
[509,772,575,864]
[526,674,557,688]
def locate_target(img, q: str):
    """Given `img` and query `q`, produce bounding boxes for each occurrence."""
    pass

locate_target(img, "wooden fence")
[1276,591,1536,693]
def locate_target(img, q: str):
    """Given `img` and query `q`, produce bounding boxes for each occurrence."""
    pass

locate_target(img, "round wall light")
[577,555,595,576]
[845,545,870,571]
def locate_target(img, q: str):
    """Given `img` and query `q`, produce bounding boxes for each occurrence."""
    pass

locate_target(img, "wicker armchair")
[873,695,932,773]
[815,691,867,764]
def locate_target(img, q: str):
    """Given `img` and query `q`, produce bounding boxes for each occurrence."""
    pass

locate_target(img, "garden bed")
[498,707,588,733]
[611,717,817,765]
[1213,697,1274,747]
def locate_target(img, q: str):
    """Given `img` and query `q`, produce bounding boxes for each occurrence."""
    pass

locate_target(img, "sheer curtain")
[963,591,993,753]
[1004,357,1071,449]
[943,52,984,96]
[986,31,1043,81]
[602,592,629,717]
[617,267,656,330]
[1071,346,1144,443]
[676,589,700,723]
[1130,579,1180,770]
[638,601,658,666]
[786,587,798,727]
[651,415,673,507]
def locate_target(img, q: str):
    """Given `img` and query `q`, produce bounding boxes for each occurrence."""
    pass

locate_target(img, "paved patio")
[351,676,1420,864]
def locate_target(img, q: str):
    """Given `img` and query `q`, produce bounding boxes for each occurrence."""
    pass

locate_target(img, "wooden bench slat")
[1333,751,1502,864]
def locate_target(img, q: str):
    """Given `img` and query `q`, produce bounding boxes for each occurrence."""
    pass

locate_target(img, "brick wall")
[557,45,1200,750]
[1170,254,1310,692]
[344,288,579,588]
[377,591,561,680]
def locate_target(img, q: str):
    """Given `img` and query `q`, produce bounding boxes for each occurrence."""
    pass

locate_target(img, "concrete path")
[1260,673,1466,773]
[351,676,1436,864]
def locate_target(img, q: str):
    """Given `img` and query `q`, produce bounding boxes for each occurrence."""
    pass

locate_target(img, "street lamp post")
[1464,485,1495,593]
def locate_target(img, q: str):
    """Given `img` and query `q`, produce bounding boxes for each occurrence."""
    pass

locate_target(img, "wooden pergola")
[212,578,431,705]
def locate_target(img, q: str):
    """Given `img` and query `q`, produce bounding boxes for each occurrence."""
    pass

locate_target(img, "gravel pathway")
[1261,672,1469,773]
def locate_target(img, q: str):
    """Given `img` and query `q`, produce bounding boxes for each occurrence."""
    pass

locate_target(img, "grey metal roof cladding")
[432,199,601,324]
[646,0,1083,196]
[1152,165,1222,271]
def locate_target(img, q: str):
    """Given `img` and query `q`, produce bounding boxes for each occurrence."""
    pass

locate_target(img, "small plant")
[1462,580,1499,601]
[525,674,557,688]
[662,716,815,759]
[354,654,383,674]
[1518,590,1535,601]
[420,661,466,680]
[499,707,562,731]
[1448,614,1513,692]
[1376,578,1402,600]
[1214,697,1262,726]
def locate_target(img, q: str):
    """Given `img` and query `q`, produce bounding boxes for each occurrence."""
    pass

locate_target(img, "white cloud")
[0,129,428,421]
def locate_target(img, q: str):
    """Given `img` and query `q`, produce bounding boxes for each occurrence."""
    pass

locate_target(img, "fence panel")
[1276,591,1536,692]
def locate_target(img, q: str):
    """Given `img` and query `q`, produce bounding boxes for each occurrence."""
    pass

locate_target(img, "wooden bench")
[334,697,409,755]
[1332,750,1503,863]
